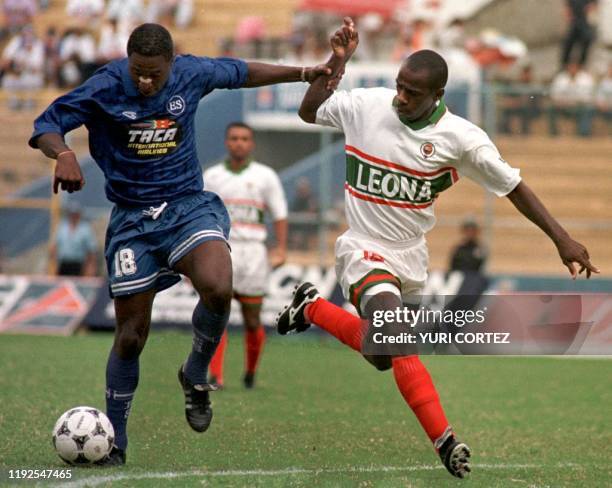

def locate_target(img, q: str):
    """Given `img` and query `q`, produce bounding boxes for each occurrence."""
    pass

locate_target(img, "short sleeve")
[457,127,521,197]
[315,90,357,130]
[28,74,105,148]
[193,56,248,93]
[264,169,288,221]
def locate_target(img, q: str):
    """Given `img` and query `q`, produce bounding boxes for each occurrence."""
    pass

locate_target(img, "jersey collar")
[225,159,251,174]
[394,99,447,130]
[121,58,176,99]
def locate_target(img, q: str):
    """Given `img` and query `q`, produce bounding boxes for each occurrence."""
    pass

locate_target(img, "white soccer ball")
[52,406,114,465]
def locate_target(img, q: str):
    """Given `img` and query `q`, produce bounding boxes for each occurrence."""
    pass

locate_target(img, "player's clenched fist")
[53,150,85,194]
[331,17,359,60]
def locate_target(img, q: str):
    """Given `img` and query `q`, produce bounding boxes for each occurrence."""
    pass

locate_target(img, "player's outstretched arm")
[506,181,599,279]
[36,133,85,194]
[299,17,359,123]
[243,62,332,87]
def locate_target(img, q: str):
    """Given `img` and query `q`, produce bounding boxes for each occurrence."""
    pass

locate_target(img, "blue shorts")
[104,191,230,298]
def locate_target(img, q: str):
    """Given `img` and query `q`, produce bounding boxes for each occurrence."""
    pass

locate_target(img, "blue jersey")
[29,55,248,206]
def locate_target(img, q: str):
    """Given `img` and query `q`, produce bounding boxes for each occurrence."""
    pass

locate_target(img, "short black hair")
[404,49,448,90]
[127,23,174,61]
[225,122,254,137]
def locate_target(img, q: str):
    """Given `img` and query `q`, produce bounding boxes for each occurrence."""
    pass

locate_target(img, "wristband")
[300,67,307,82]
[56,150,75,159]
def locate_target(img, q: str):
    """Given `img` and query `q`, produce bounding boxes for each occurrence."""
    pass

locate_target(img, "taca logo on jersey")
[124,119,183,158]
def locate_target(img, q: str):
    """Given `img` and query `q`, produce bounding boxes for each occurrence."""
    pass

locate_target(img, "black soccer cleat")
[276,282,320,335]
[438,435,471,479]
[208,376,224,390]
[243,372,255,389]
[95,446,126,467]
[177,365,217,433]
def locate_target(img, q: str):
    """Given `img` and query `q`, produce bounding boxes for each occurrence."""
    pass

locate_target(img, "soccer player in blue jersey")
[29,23,334,466]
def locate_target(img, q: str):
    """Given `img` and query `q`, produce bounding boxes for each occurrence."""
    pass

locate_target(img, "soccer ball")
[52,406,114,465]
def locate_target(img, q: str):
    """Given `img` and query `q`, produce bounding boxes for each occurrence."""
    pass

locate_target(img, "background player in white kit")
[205,122,288,389]
[276,19,599,479]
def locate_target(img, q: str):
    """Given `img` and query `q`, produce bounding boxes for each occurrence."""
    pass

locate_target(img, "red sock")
[306,298,366,352]
[209,330,227,384]
[245,327,266,374]
[392,356,451,446]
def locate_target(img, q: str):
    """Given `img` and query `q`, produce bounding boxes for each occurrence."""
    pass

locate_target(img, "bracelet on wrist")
[56,150,74,159]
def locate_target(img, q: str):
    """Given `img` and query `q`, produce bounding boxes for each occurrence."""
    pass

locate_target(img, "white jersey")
[204,161,288,242]
[316,87,521,242]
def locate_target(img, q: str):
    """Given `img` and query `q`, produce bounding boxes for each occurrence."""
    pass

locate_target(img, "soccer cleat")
[276,282,320,335]
[438,435,472,479]
[177,366,217,433]
[95,446,126,466]
[243,372,255,389]
[208,375,224,390]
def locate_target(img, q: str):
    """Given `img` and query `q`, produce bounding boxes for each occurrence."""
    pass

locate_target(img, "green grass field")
[1,331,611,487]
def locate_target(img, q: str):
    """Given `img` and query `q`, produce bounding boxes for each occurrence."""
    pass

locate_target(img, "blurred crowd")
[0,0,193,110]
[227,0,611,136]
[1,0,611,126]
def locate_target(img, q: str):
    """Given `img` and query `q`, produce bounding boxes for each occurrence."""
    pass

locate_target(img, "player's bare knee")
[115,327,146,359]
[363,354,393,371]
[201,282,232,315]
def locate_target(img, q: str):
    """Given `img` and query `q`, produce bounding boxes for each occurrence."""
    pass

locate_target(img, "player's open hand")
[331,17,359,60]
[53,151,85,193]
[556,237,599,279]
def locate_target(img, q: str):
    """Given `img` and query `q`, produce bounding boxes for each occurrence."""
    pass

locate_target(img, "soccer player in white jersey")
[205,122,288,389]
[276,19,599,479]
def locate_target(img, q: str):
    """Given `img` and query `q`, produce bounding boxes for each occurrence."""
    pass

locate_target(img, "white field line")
[49,463,579,488]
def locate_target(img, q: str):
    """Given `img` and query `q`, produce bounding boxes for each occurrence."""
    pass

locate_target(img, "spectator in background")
[595,62,612,131]
[561,0,598,67]
[437,18,466,52]
[58,26,97,87]
[1,0,37,39]
[50,202,97,277]
[449,219,488,273]
[65,0,105,28]
[234,16,266,59]
[106,0,145,32]
[499,64,542,135]
[289,177,318,251]
[97,18,129,63]
[391,16,435,62]
[1,25,45,110]
[42,26,61,87]
[146,0,194,30]
[548,62,595,137]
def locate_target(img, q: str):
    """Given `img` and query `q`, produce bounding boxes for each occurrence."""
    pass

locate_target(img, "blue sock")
[183,301,228,385]
[105,349,139,451]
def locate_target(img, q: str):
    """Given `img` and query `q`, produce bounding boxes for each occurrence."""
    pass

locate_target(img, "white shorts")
[230,240,269,304]
[334,229,429,315]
